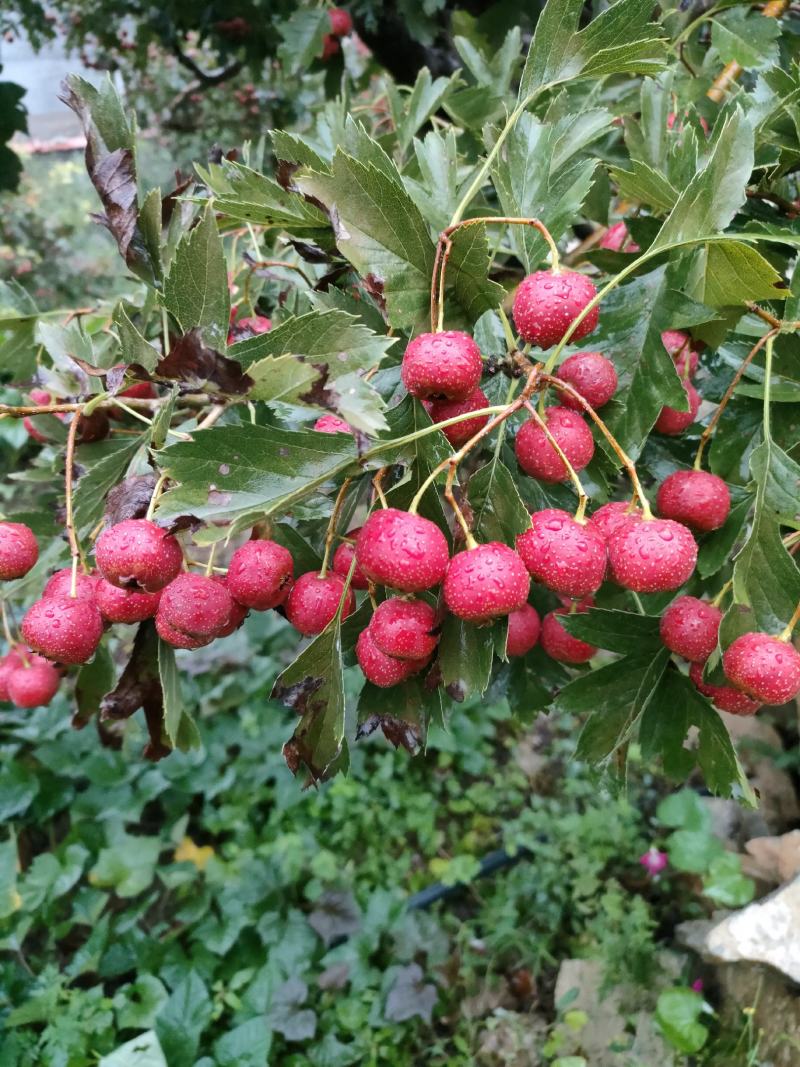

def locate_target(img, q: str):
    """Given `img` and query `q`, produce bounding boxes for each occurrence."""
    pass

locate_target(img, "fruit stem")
[1,599,16,649]
[161,307,171,356]
[146,473,169,521]
[522,400,588,522]
[763,332,774,441]
[711,579,733,608]
[778,599,800,642]
[112,399,153,426]
[444,462,478,549]
[693,328,779,470]
[64,409,83,596]
[498,307,517,353]
[372,469,389,510]
[319,478,352,580]
[204,543,217,577]
[540,373,653,519]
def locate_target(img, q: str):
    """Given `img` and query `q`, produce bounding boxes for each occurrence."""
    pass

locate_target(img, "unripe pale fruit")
[443,542,530,623]
[656,470,731,533]
[227,539,294,610]
[95,579,161,624]
[541,608,596,663]
[587,501,642,540]
[313,414,353,435]
[515,406,595,484]
[654,380,700,435]
[428,388,489,447]
[356,628,425,688]
[555,352,617,411]
[689,662,761,716]
[328,7,353,35]
[7,656,60,708]
[608,518,697,593]
[155,612,212,649]
[332,530,369,590]
[598,222,639,253]
[369,598,438,660]
[722,632,800,706]
[43,568,98,602]
[401,331,483,401]
[22,595,104,664]
[0,650,24,700]
[95,519,183,592]
[159,573,234,638]
[285,572,355,635]
[512,270,599,349]
[506,603,541,657]
[516,509,606,599]
[660,596,722,663]
[0,522,38,580]
[355,509,449,593]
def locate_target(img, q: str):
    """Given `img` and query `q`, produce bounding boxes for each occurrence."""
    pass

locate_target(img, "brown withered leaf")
[105,474,158,525]
[162,171,191,227]
[156,328,253,394]
[100,621,169,759]
[356,676,434,754]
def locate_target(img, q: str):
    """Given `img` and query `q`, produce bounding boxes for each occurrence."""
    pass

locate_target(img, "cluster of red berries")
[322,7,353,59]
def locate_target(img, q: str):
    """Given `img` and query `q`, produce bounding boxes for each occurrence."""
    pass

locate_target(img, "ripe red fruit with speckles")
[96,579,161,624]
[155,612,212,649]
[329,7,353,35]
[332,530,369,590]
[555,352,617,411]
[356,628,426,688]
[159,573,234,638]
[355,509,449,593]
[512,270,599,349]
[654,380,700,435]
[515,406,594,484]
[690,662,761,715]
[661,330,699,377]
[95,519,183,592]
[22,595,103,664]
[0,650,24,701]
[599,222,640,253]
[541,608,596,663]
[516,509,606,599]
[506,603,541,657]
[43,568,98,602]
[0,522,38,580]
[587,501,642,540]
[723,632,800,705]
[428,388,489,447]
[657,470,730,533]
[401,331,483,401]
[660,596,721,663]
[369,598,438,660]
[210,577,249,637]
[227,539,294,610]
[227,313,272,344]
[313,414,353,435]
[286,571,355,635]
[443,542,529,623]
[6,656,60,708]
[608,518,697,593]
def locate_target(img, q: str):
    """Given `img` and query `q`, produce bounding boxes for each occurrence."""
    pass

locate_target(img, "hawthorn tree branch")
[169,39,243,87]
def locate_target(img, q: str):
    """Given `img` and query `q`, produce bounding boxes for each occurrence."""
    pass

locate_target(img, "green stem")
[498,307,517,353]
[763,333,774,441]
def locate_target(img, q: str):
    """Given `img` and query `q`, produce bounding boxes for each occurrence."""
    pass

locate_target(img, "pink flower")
[639,847,668,876]
[691,978,704,993]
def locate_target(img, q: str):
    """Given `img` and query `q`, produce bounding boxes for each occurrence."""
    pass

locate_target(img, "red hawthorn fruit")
[506,603,541,657]
[76,409,110,443]
[515,406,595,483]
[43,568,98,602]
[226,539,294,610]
[661,330,699,377]
[540,608,596,663]
[607,518,697,593]
[401,331,483,401]
[313,414,353,435]
[667,111,709,135]
[516,509,606,599]
[119,381,156,401]
[0,522,38,580]
[210,577,249,637]
[159,573,234,638]
[587,501,642,540]
[6,656,60,708]
[95,519,183,592]
[689,662,761,715]
[356,628,426,688]
[654,380,700,436]
[555,352,618,411]
[656,470,731,533]
[660,596,722,663]
[227,314,272,344]
[722,632,800,706]
[598,221,640,253]
[95,579,161,624]
[512,270,599,349]
[428,388,490,447]
[155,612,212,649]
[332,530,369,590]
[285,571,355,635]
[0,649,24,700]
[22,595,104,664]
[369,598,438,660]
[355,509,449,593]
[24,389,65,442]
[321,34,340,59]
[443,542,530,623]
[329,7,353,35]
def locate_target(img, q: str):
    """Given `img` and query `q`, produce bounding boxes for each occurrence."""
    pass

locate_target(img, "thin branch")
[169,39,244,87]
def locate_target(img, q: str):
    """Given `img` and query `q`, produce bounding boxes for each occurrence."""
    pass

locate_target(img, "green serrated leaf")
[113,305,159,372]
[560,608,662,654]
[164,208,230,349]
[468,459,530,546]
[438,615,499,700]
[692,241,788,307]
